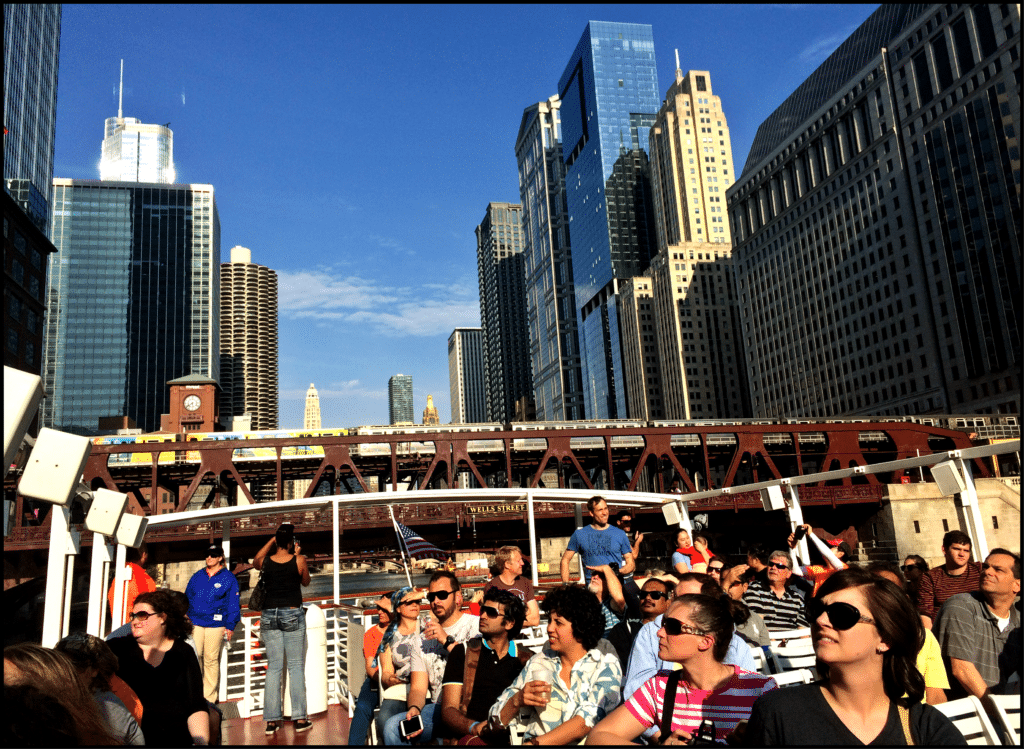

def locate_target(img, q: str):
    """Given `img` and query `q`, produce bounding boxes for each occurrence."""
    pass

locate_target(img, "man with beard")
[606,577,673,669]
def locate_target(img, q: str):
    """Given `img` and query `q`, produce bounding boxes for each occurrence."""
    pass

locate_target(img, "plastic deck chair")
[986,693,1020,746]
[933,696,1001,745]
[770,668,815,688]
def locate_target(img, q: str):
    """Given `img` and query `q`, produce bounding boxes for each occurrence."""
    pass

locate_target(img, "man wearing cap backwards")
[185,544,241,703]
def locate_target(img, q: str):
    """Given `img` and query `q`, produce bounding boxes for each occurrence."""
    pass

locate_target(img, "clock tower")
[160,373,221,433]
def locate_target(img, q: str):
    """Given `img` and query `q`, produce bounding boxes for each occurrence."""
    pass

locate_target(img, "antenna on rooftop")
[118,59,124,120]
[675,49,680,71]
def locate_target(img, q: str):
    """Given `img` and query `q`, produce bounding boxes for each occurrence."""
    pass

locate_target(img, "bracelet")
[469,721,481,734]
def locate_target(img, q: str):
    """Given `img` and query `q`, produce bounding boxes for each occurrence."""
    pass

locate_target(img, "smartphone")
[399,714,423,738]
[792,525,807,542]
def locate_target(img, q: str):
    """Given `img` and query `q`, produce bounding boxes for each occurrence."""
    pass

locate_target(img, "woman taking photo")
[106,590,210,746]
[588,594,776,745]
[253,523,312,736]
[745,567,965,745]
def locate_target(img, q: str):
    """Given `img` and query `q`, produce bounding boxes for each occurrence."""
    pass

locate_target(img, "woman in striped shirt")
[586,594,777,745]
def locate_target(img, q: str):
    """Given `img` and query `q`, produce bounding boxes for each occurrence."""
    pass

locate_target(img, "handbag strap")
[660,670,683,744]
[460,639,482,714]
[898,704,914,746]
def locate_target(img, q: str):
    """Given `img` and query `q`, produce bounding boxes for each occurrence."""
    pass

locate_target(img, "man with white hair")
[742,550,809,631]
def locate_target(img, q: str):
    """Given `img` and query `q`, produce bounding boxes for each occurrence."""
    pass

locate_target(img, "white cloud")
[798,24,860,64]
[277,268,480,336]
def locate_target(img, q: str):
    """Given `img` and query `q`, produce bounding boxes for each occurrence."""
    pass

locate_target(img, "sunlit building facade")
[515,95,584,421]
[729,4,1021,417]
[557,21,660,419]
[389,374,413,425]
[101,117,176,183]
[448,327,486,424]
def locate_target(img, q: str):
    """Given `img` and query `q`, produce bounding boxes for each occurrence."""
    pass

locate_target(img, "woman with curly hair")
[4,643,120,745]
[106,589,210,746]
[744,567,965,745]
[489,584,622,745]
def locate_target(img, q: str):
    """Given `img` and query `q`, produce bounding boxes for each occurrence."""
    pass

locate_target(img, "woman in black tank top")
[253,523,311,735]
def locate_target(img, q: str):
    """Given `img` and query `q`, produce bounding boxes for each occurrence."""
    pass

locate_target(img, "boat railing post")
[333,497,340,606]
[87,534,113,636]
[527,489,538,588]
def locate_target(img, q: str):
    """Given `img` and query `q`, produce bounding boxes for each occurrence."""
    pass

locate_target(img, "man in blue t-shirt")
[560,497,634,584]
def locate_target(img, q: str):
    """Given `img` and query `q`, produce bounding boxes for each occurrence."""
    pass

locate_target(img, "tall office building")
[286,382,322,500]
[515,96,584,421]
[220,246,278,431]
[4,4,62,233]
[41,179,220,434]
[646,66,749,419]
[728,4,1020,418]
[448,327,486,423]
[618,276,664,420]
[476,202,532,422]
[100,62,176,184]
[558,21,660,419]
[388,374,413,425]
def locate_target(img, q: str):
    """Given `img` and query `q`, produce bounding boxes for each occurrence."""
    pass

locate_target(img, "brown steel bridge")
[4,419,988,555]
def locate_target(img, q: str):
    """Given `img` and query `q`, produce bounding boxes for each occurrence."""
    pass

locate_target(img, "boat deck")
[222,703,352,746]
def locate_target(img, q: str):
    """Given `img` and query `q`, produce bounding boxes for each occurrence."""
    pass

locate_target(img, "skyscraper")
[41,179,220,434]
[448,327,486,424]
[100,61,176,184]
[728,4,1021,418]
[287,382,322,500]
[515,96,584,421]
[558,21,660,418]
[388,374,413,425]
[4,3,62,233]
[220,245,278,431]
[618,276,664,420]
[422,394,440,425]
[646,66,749,419]
[476,202,532,422]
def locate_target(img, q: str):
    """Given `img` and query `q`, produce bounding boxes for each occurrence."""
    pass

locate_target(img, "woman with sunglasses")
[744,567,965,745]
[376,586,428,741]
[253,523,312,736]
[588,593,777,745]
[106,590,210,746]
[901,555,929,604]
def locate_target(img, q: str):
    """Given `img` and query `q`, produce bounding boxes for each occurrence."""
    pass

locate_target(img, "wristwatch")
[444,635,456,647]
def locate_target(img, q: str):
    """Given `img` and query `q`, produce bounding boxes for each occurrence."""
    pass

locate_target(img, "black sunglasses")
[708,566,724,573]
[128,611,157,622]
[426,590,454,603]
[900,563,919,571]
[640,590,669,600]
[661,617,708,637]
[807,598,875,630]
[767,562,790,570]
[479,604,505,619]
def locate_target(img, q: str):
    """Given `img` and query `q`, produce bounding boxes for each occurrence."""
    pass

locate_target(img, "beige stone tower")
[422,394,440,425]
[286,383,322,499]
[640,60,749,419]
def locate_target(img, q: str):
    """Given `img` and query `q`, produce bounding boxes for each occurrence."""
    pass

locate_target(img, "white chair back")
[771,668,814,688]
[772,637,816,671]
[768,627,811,647]
[933,696,1002,745]
[987,693,1020,745]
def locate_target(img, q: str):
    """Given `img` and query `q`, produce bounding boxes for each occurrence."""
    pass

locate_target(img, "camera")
[793,525,808,542]
[687,720,717,745]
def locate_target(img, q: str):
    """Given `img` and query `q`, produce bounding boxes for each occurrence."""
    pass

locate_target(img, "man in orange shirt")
[107,544,156,625]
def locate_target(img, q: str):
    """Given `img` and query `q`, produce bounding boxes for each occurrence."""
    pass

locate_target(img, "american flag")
[397,522,448,561]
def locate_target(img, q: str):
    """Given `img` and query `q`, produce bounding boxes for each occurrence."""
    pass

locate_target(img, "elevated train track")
[5,416,1015,554]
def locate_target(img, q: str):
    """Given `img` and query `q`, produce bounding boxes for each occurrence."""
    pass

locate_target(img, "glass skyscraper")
[558,21,660,418]
[41,179,221,434]
[388,374,413,425]
[101,117,176,184]
[4,3,62,233]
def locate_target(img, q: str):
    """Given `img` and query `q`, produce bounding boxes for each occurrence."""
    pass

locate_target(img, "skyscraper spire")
[118,59,124,120]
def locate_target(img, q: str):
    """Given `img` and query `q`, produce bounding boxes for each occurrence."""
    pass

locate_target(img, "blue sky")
[53,4,879,429]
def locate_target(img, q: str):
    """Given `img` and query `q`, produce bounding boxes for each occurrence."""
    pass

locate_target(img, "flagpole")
[388,505,413,588]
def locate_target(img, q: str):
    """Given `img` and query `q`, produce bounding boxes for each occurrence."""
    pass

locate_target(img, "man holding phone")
[384,571,479,745]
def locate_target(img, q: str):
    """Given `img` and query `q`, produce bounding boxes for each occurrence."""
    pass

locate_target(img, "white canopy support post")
[112,543,129,629]
[332,497,340,606]
[526,490,539,588]
[41,505,78,647]
[87,535,113,636]
[954,456,989,562]
[786,485,810,568]
[221,518,231,567]
[677,500,693,535]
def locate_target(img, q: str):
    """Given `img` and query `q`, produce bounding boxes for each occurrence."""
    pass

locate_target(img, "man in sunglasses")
[385,571,480,745]
[440,589,530,744]
[933,548,1021,700]
[742,551,810,631]
[607,577,673,668]
[916,530,983,630]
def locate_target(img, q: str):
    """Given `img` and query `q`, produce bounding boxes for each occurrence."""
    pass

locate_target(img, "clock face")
[183,395,202,412]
